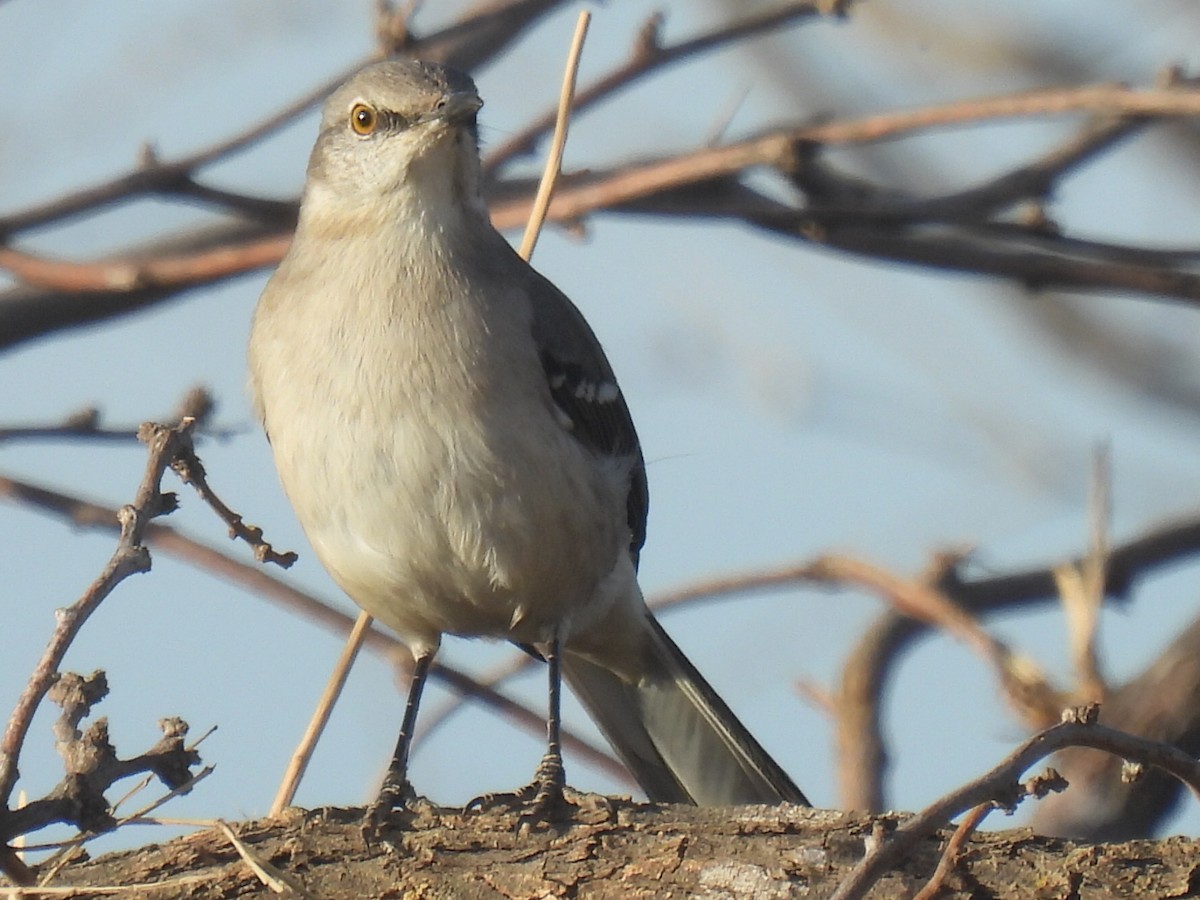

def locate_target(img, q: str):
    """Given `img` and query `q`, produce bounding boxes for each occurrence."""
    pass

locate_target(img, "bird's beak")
[427,90,483,126]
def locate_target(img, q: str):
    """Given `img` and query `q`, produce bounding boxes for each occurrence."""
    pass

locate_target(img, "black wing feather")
[525,270,649,565]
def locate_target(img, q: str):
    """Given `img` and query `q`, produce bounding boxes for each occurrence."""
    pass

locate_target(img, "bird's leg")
[521,635,569,823]
[364,649,434,833]
[465,636,572,825]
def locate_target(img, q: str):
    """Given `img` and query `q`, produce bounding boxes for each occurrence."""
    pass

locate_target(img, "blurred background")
[4,0,1200,854]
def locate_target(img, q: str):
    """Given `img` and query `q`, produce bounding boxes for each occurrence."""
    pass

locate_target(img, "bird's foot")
[362,776,429,844]
[465,754,573,831]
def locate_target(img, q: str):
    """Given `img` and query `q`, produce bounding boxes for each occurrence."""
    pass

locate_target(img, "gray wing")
[525,269,649,567]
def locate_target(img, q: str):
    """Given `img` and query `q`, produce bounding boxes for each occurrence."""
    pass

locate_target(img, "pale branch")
[0,472,627,784]
[830,711,1200,900]
[0,210,300,349]
[486,81,1200,228]
[0,234,292,294]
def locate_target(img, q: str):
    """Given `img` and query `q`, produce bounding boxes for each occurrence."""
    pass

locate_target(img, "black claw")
[362,777,421,841]
[465,752,573,827]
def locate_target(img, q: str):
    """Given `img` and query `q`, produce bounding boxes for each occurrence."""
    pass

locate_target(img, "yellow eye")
[349,103,377,136]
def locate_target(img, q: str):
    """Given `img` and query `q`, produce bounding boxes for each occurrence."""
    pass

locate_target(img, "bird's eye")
[349,103,377,136]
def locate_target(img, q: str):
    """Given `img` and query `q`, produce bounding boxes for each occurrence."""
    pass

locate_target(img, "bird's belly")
[280,408,630,649]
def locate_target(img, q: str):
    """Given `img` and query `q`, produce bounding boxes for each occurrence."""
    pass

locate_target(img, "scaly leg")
[466,637,571,825]
[365,649,434,831]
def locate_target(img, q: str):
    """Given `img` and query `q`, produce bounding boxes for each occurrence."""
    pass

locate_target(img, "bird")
[248,58,808,824]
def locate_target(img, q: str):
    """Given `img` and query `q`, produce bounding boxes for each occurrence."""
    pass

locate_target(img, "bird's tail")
[562,613,808,806]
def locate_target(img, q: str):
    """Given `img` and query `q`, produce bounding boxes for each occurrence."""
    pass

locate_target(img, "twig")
[0,389,221,445]
[164,430,297,568]
[831,712,1200,900]
[21,766,215,858]
[1056,443,1111,702]
[517,10,589,260]
[216,820,315,898]
[270,611,373,816]
[1,683,205,850]
[911,802,992,900]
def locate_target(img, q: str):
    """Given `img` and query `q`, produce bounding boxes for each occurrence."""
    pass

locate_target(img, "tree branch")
[831,709,1200,900]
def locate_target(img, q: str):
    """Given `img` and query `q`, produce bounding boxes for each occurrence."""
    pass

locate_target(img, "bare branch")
[162,427,297,568]
[0,234,291,294]
[0,420,195,808]
[0,0,573,239]
[0,388,218,445]
[0,677,203,847]
[10,74,1200,351]
[831,711,1200,900]
[912,802,993,900]
[483,1,835,171]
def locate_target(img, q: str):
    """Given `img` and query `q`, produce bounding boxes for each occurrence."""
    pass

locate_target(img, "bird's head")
[302,59,485,223]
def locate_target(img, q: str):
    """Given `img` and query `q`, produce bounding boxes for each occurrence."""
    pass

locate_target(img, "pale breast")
[251,244,632,650]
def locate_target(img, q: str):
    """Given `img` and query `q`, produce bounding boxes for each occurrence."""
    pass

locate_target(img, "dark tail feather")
[562,614,808,806]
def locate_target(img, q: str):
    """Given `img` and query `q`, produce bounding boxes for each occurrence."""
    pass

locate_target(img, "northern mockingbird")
[249,59,808,822]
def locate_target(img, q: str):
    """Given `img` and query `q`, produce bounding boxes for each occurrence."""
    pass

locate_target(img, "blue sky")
[4,0,1200,854]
